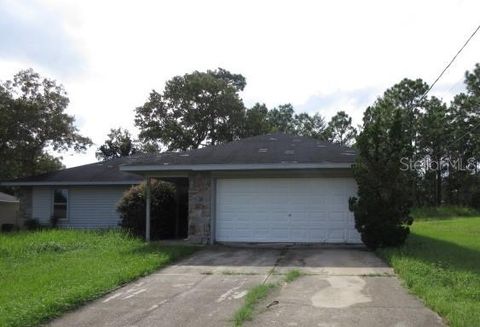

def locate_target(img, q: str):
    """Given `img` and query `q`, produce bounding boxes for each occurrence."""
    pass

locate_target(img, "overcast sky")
[1,0,479,168]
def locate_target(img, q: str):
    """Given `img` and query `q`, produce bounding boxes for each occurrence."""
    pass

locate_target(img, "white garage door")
[215,178,361,243]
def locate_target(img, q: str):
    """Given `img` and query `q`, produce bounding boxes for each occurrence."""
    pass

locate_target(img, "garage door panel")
[307,229,327,241]
[250,221,272,229]
[215,178,361,243]
[216,211,237,219]
[289,228,310,240]
[325,229,347,243]
[309,196,329,206]
[231,230,251,239]
[270,212,290,221]
[307,213,340,226]
[288,195,313,206]
[289,211,308,220]
[270,229,290,240]
[347,229,362,243]
[274,222,291,229]
[308,220,341,229]
[329,211,347,222]
[252,228,270,238]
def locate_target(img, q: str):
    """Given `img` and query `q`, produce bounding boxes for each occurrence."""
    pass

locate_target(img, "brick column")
[188,172,212,243]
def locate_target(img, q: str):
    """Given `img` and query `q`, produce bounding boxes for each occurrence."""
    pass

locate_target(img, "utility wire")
[417,23,480,148]
[419,23,480,103]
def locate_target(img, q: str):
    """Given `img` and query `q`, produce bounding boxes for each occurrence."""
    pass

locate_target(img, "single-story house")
[0,192,20,228]
[1,133,361,244]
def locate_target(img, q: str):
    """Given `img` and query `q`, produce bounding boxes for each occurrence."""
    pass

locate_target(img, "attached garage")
[215,178,360,243]
[121,133,361,244]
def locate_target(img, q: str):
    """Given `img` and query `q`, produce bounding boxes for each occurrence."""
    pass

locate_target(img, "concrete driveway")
[47,246,444,327]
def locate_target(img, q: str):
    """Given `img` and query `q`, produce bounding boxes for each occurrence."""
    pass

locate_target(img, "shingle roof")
[0,134,356,185]
[0,192,18,202]
[0,157,143,186]
[122,133,356,170]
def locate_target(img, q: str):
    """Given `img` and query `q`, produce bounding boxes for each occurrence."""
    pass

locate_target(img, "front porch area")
[144,172,212,243]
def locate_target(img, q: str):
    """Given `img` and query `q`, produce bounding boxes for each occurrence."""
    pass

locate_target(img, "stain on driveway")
[246,248,445,327]
[310,276,371,308]
[47,246,444,327]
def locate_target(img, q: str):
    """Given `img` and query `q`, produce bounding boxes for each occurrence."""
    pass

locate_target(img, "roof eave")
[0,181,143,187]
[120,162,353,172]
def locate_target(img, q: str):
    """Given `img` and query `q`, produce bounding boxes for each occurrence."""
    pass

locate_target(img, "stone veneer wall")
[17,187,33,227]
[188,172,212,243]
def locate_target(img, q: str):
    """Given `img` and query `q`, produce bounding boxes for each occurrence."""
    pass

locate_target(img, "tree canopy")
[323,111,357,146]
[134,68,356,151]
[350,63,480,247]
[241,103,271,138]
[135,68,246,151]
[0,69,91,180]
[96,128,138,161]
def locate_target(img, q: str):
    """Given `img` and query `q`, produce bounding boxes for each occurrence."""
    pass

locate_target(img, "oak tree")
[0,69,91,180]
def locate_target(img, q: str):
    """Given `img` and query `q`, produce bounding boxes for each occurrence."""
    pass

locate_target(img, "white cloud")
[0,0,85,76]
[1,0,479,167]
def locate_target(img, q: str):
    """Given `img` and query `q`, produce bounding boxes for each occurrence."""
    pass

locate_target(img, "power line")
[436,23,480,148]
[419,23,480,102]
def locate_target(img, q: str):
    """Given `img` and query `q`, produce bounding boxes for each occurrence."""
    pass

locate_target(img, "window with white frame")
[53,189,68,220]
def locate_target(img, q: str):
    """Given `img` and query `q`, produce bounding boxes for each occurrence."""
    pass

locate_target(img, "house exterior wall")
[0,202,19,226]
[63,187,129,228]
[17,187,32,227]
[30,185,132,228]
[32,187,52,224]
[188,172,212,243]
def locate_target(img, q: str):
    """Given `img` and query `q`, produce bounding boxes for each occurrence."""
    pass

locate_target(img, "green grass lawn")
[411,206,480,220]
[378,216,480,327]
[0,229,196,327]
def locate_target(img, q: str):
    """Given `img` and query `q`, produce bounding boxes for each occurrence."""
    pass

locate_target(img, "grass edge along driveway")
[233,269,302,327]
[378,216,480,327]
[0,229,197,327]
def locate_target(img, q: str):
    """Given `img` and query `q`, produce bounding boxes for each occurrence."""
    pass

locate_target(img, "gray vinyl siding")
[32,187,52,224]
[31,186,132,228]
[62,187,129,228]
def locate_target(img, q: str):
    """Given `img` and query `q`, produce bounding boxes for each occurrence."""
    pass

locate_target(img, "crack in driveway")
[48,246,443,327]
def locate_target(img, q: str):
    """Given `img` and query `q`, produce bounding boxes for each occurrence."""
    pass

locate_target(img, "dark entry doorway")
[152,177,188,240]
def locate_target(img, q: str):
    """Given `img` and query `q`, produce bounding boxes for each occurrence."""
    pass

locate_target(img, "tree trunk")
[436,158,442,206]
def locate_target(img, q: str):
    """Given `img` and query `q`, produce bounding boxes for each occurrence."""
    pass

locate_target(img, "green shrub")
[1,224,15,232]
[50,214,60,228]
[349,101,414,249]
[470,191,480,210]
[24,218,41,230]
[117,180,176,240]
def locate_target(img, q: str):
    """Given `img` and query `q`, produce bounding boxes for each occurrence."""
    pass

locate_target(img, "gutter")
[120,162,353,172]
[0,181,143,187]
